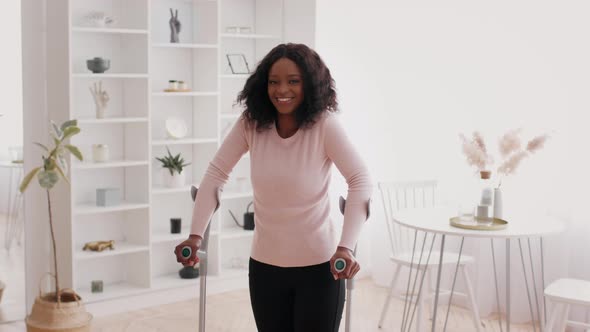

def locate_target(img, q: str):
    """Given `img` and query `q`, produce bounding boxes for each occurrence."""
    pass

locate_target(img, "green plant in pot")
[20,119,92,331]
[156,147,191,188]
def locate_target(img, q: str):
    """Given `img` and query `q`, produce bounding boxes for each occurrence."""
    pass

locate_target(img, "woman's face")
[268,58,304,116]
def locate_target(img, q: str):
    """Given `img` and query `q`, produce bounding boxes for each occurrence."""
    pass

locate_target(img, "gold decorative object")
[82,240,115,252]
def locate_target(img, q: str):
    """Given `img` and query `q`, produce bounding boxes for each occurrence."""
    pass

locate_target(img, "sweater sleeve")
[323,115,373,251]
[190,118,249,237]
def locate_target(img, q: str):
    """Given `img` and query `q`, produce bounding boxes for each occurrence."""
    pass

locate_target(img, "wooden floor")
[1,278,536,332]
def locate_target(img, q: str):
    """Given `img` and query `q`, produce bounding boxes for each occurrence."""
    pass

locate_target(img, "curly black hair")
[237,43,338,131]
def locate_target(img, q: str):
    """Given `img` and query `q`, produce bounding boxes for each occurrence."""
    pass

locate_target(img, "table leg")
[443,237,464,331]
[540,238,547,327]
[401,230,419,332]
[431,234,446,332]
[407,233,437,332]
[491,239,504,332]
[405,233,428,332]
[506,238,510,332]
[519,239,538,332]
[528,239,543,332]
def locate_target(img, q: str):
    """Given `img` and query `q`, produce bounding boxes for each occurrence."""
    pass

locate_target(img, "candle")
[92,144,109,162]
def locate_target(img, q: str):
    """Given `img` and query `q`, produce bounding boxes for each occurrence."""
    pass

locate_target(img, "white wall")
[317,0,589,322]
[0,0,24,213]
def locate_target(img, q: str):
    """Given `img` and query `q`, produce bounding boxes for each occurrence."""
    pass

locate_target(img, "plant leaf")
[57,154,69,175]
[62,126,81,141]
[64,145,83,161]
[52,136,61,149]
[37,170,59,189]
[51,121,62,139]
[34,142,49,152]
[55,164,70,185]
[19,167,42,193]
[60,119,78,131]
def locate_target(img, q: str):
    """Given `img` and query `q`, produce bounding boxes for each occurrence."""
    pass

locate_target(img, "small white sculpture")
[89,81,110,119]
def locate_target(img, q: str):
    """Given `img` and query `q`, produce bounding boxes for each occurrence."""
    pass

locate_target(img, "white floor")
[0,213,26,324]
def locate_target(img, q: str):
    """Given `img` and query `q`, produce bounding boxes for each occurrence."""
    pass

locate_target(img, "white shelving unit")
[46,0,316,306]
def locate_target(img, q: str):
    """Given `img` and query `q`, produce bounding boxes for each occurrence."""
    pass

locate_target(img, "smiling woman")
[0,0,25,325]
[174,43,372,331]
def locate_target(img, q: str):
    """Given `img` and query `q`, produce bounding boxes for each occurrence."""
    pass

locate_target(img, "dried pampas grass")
[498,128,522,158]
[526,134,549,153]
[496,130,550,179]
[460,132,493,171]
[460,129,550,184]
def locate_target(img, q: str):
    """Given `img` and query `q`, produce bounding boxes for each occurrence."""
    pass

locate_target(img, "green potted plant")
[19,119,92,332]
[156,147,191,188]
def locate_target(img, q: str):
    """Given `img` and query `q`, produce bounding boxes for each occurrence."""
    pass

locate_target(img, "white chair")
[545,278,590,331]
[377,180,482,332]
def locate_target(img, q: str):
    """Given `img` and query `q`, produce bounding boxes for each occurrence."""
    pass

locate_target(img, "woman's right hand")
[174,234,202,267]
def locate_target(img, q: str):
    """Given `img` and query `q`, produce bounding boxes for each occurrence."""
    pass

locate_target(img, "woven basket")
[25,274,92,332]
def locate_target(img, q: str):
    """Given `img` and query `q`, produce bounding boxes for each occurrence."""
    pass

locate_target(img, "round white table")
[0,161,24,250]
[393,207,564,332]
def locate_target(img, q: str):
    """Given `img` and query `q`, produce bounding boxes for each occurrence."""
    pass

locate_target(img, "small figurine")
[83,240,115,252]
[89,81,110,119]
[169,8,181,43]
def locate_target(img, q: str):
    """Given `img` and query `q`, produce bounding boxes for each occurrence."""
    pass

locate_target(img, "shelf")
[152,138,217,146]
[73,160,149,170]
[152,232,191,244]
[221,190,253,200]
[221,33,279,39]
[151,268,247,291]
[78,117,148,124]
[72,27,149,35]
[72,73,149,79]
[152,185,192,195]
[151,274,200,291]
[75,242,149,261]
[220,228,254,240]
[152,43,218,49]
[220,74,249,79]
[152,231,218,244]
[151,91,219,97]
[74,202,150,215]
[77,281,149,303]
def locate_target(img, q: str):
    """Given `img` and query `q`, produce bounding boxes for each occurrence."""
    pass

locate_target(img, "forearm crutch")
[190,185,220,332]
[337,195,371,332]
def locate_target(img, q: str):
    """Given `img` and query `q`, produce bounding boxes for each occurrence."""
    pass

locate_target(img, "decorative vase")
[163,169,185,188]
[170,218,182,234]
[493,188,503,219]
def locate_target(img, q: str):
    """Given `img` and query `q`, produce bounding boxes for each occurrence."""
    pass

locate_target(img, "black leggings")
[249,258,345,332]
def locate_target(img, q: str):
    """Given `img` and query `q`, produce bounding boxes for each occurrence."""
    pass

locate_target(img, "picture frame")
[226,53,250,74]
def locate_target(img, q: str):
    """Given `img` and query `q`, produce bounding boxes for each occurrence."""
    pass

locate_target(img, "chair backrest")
[378,180,437,257]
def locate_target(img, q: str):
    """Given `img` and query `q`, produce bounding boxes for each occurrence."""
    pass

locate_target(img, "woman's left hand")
[329,246,360,280]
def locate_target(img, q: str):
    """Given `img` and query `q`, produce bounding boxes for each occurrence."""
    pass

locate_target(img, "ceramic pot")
[179,266,199,279]
[86,57,110,74]
[163,169,185,188]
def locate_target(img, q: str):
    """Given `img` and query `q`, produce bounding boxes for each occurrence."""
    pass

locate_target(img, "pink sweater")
[190,113,372,267]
